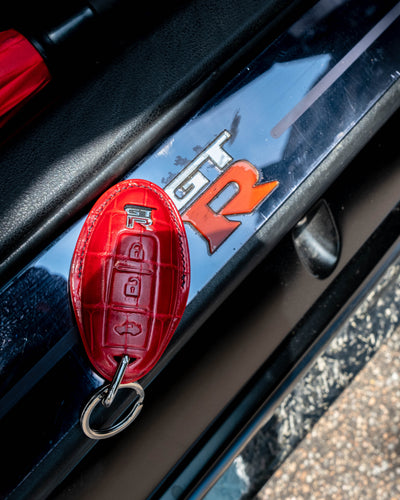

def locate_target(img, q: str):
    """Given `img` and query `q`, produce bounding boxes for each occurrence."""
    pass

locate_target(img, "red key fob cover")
[69,179,190,383]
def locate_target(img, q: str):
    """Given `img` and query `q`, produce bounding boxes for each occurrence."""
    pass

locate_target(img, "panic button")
[69,179,190,384]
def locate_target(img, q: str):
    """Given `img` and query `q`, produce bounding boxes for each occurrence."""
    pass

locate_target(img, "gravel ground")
[257,325,400,500]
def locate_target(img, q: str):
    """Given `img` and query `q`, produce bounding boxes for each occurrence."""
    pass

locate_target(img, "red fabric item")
[0,29,51,126]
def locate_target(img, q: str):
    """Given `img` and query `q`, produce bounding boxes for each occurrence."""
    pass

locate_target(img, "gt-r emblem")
[124,205,154,228]
[165,130,279,253]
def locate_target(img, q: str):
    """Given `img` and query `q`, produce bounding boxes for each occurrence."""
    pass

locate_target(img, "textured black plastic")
[0,0,315,288]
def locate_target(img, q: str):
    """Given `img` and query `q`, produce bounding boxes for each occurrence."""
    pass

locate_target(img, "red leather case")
[69,179,190,382]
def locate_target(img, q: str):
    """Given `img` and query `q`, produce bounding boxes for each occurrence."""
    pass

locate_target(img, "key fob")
[69,179,190,383]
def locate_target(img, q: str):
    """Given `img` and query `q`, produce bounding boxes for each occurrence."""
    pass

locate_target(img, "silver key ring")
[81,355,145,439]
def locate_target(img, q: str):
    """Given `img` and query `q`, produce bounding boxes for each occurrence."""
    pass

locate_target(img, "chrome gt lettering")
[164,130,232,211]
[165,130,279,253]
[124,205,153,228]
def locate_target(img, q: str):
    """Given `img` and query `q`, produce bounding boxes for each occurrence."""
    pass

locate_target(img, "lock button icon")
[129,242,144,261]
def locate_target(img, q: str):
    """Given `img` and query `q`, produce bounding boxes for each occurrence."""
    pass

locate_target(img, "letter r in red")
[182,160,278,253]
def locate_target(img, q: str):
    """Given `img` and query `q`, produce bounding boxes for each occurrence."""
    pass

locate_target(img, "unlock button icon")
[125,277,140,297]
